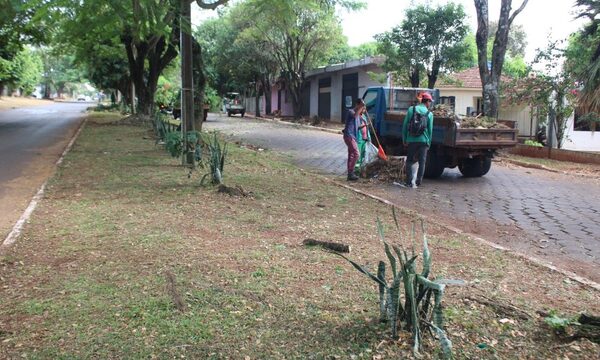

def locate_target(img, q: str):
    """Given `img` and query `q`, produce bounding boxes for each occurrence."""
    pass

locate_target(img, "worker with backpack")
[401,92,434,188]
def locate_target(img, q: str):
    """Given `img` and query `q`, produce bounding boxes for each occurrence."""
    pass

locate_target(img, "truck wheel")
[459,156,492,177]
[227,112,231,117]
[424,151,445,179]
[241,112,245,117]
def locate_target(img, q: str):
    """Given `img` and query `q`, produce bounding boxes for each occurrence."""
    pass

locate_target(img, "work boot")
[347,173,359,181]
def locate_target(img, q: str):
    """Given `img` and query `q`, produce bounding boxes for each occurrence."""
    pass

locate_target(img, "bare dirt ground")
[1,116,598,359]
[0,97,53,110]
[0,103,83,240]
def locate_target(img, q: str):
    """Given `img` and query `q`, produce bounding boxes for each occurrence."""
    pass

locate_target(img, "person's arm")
[427,112,434,147]
[402,107,411,142]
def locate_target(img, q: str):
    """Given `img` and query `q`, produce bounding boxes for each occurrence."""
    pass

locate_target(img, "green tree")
[503,41,574,148]
[11,47,43,96]
[473,0,529,118]
[46,0,228,116]
[376,2,471,89]
[571,0,600,116]
[0,0,45,96]
[488,21,527,58]
[328,41,380,64]
[243,0,348,118]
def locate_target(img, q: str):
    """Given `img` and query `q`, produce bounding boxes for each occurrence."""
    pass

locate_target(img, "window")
[574,110,599,131]
[475,97,483,115]
[363,90,377,113]
[439,96,456,112]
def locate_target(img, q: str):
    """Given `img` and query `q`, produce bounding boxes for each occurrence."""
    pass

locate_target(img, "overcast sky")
[192,0,587,63]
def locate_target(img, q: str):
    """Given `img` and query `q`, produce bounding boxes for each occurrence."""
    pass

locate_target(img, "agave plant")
[335,210,457,359]
[201,132,227,185]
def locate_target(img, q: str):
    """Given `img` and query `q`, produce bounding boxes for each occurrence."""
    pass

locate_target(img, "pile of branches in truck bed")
[432,103,455,117]
[460,116,511,129]
[362,156,406,182]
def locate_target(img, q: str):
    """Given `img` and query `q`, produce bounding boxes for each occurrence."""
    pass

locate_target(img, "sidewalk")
[0,114,598,358]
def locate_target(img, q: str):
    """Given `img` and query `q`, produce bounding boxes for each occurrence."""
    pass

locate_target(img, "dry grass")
[0,96,53,110]
[0,116,598,359]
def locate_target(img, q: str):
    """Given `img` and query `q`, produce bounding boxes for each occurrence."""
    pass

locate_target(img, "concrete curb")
[243,114,343,135]
[500,158,561,173]
[328,177,600,292]
[500,157,600,180]
[2,118,87,248]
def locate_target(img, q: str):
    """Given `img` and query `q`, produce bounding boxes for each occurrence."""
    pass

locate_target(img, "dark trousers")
[405,142,429,186]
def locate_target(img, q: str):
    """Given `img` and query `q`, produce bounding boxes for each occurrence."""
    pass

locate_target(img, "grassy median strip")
[0,113,598,359]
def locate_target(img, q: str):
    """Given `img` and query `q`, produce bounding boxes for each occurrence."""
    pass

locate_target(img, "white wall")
[439,88,479,117]
[499,105,534,136]
[309,78,319,117]
[562,114,600,151]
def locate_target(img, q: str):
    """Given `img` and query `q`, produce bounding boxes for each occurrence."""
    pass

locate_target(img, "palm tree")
[575,0,600,114]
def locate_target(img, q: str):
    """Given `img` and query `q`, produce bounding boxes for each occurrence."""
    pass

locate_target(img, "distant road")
[0,102,89,238]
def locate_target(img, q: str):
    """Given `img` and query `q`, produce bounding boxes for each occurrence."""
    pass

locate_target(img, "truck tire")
[459,156,492,177]
[424,151,445,178]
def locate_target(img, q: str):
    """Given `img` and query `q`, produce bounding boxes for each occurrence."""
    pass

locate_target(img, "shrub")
[336,212,460,359]
[524,139,544,147]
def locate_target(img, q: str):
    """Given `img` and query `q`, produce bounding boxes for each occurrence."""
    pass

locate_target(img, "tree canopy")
[571,0,600,116]
[376,2,472,88]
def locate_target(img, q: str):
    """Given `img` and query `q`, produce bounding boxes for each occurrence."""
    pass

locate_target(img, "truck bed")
[435,117,518,149]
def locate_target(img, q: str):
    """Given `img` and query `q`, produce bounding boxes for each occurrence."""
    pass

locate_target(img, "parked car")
[224,92,245,117]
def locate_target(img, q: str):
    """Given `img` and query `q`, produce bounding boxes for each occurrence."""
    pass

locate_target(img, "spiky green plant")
[335,210,458,359]
[200,132,227,185]
[165,131,183,158]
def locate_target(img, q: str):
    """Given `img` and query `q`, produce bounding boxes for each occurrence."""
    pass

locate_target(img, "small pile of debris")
[432,103,454,118]
[362,156,406,182]
[459,116,510,129]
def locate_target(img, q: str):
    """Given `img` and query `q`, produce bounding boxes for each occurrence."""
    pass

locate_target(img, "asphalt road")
[0,102,88,238]
[205,113,600,283]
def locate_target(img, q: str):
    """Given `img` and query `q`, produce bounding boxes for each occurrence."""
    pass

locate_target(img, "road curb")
[500,158,561,173]
[329,177,600,292]
[2,118,87,248]
[243,114,342,135]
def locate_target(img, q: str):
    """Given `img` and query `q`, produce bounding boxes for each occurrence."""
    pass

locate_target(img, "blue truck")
[363,86,518,178]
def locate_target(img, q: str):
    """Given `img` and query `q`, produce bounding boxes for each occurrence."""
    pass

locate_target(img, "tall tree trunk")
[192,37,206,132]
[261,77,272,114]
[474,0,529,118]
[410,67,420,87]
[254,76,260,117]
[427,60,441,89]
[287,74,303,119]
[121,21,179,117]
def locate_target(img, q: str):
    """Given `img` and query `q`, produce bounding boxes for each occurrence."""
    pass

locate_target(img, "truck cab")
[363,86,518,178]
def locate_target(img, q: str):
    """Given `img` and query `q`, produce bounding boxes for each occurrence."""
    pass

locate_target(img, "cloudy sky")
[192,0,587,62]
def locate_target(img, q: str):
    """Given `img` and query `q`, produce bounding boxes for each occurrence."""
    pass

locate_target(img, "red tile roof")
[438,66,512,89]
[438,67,482,88]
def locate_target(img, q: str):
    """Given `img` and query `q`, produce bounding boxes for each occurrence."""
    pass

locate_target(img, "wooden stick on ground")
[465,294,532,320]
[303,238,351,253]
[165,270,186,312]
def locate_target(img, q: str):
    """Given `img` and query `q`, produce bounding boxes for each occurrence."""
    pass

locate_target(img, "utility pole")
[181,0,194,166]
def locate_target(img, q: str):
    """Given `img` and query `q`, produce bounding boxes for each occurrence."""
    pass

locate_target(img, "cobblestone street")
[206,114,600,282]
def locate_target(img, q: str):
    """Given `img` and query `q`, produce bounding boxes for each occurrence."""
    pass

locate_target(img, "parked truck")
[363,87,518,178]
